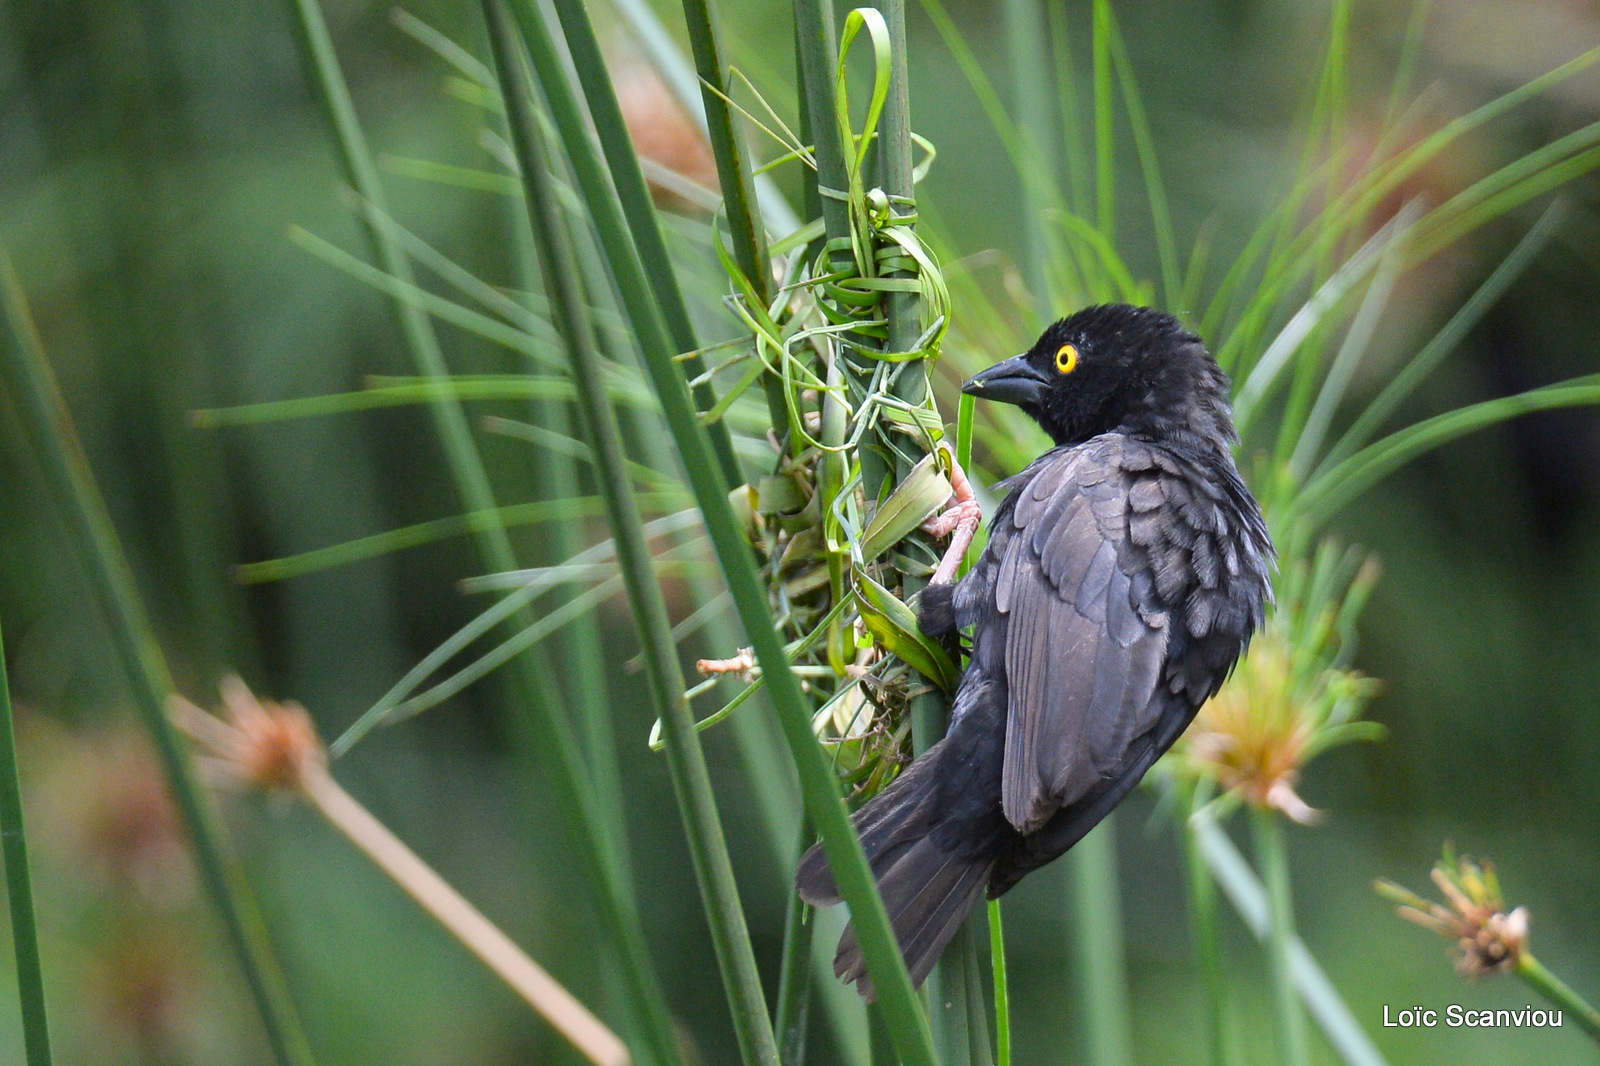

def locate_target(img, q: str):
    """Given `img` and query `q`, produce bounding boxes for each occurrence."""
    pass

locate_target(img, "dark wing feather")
[997,437,1170,834]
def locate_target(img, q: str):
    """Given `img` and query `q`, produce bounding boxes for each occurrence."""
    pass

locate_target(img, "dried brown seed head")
[1377,853,1529,978]
[169,675,324,794]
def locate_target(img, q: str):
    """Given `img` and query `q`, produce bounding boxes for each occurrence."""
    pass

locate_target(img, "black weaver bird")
[796,303,1274,996]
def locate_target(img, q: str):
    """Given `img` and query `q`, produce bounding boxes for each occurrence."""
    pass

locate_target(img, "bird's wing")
[997,436,1170,834]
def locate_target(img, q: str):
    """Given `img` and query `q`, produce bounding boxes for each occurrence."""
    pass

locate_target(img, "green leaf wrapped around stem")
[0,618,54,1066]
[0,244,314,1066]
[482,4,779,1063]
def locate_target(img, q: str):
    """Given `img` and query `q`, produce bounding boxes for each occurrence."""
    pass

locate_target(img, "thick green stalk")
[1517,954,1600,1043]
[674,0,789,434]
[280,6,677,1061]
[678,0,772,304]
[1252,807,1311,1066]
[775,819,817,1066]
[508,0,934,1055]
[988,900,1010,1066]
[794,0,852,256]
[0,619,53,1066]
[483,5,778,1063]
[513,15,935,1060]
[1066,823,1134,1066]
[510,0,714,459]
[868,1003,899,1066]
[0,245,314,1066]
[1185,818,1233,1066]
[542,0,743,487]
[873,0,917,349]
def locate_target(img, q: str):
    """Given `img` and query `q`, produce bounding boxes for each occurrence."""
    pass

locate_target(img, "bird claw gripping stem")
[922,446,981,586]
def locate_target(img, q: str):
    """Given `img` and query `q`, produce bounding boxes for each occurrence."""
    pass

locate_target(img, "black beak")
[962,354,1051,407]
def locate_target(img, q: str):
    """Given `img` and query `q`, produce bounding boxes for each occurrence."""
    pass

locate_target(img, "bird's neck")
[1117,366,1238,456]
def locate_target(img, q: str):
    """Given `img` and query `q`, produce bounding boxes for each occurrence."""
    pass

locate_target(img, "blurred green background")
[1,0,1598,1062]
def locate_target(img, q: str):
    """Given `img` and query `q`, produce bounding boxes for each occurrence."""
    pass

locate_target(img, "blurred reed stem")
[524,0,934,1051]
[1184,816,1234,1066]
[988,900,1010,1066]
[279,3,679,1061]
[775,819,816,1066]
[279,0,520,573]
[299,764,629,1066]
[543,0,744,486]
[1003,0,1056,317]
[1066,825,1134,1066]
[1191,808,1384,1066]
[0,619,53,1066]
[509,0,717,481]
[1091,0,1115,243]
[1252,807,1311,1066]
[505,186,633,877]
[482,4,779,1063]
[0,243,315,1066]
[1516,954,1600,1042]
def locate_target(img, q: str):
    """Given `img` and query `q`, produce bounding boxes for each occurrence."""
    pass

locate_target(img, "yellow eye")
[1055,344,1079,374]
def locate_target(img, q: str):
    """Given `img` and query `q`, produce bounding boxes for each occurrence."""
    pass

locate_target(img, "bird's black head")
[962,304,1236,449]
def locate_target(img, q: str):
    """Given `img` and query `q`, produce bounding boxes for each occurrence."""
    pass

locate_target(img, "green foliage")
[10,0,1600,1062]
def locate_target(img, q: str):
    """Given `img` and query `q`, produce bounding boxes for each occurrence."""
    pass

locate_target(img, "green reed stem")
[1191,808,1384,1066]
[509,0,737,481]
[543,0,743,487]
[868,1002,898,1066]
[280,0,513,560]
[872,0,973,1055]
[532,12,936,1055]
[507,177,636,885]
[1067,822,1134,1066]
[517,0,936,1052]
[0,619,52,1066]
[485,4,778,1062]
[280,6,678,1059]
[678,0,770,302]
[795,0,852,254]
[988,900,1010,1066]
[1252,807,1310,1066]
[675,0,791,435]
[1184,813,1233,1066]
[775,819,817,1066]
[1517,953,1600,1043]
[0,244,314,1066]
[1091,0,1115,244]
[1004,0,1057,318]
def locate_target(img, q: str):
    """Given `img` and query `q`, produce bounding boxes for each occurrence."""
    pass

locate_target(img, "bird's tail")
[794,741,998,999]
